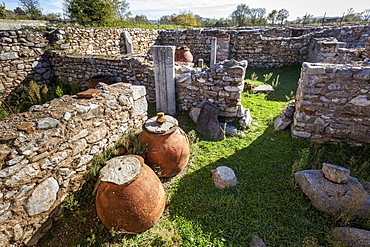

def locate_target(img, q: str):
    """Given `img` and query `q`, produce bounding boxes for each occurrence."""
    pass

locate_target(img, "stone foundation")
[292,62,370,146]
[0,83,147,246]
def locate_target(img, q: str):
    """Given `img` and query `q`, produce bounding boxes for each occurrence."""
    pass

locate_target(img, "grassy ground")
[37,65,369,247]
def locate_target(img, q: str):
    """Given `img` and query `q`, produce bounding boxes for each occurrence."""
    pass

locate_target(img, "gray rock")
[85,129,107,144]
[332,227,370,247]
[0,211,12,224]
[5,164,40,187]
[0,52,19,60]
[220,123,237,136]
[239,108,252,130]
[363,181,370,193]
[36,118,59,130]
[274,112,293,131]
[189,102,205,123]
[132,85,146,100]
[195,101,224,140]
[294,170,370,219]
[253,85,274,93]
[250,235,267,247]
[211,166,237,189]
[322,163,350,184]
[134,97,148,116]
[25,177,59,216]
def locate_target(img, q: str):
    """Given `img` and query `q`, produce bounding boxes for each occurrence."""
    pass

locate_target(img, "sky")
[2,0,369,21]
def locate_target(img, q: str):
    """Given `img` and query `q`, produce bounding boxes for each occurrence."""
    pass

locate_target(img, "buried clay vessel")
[138,114,190,178]
[175,46,193,63]
[95,155,166,233]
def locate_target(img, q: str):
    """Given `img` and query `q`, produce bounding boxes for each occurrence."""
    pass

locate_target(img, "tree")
[0,2,6,18]
[117,0,129,19]
[267,10,277,25]
[176,11,202,27]
[250,8,266,26]
[14,7,26,16]
[18,0,42,19]
[362,9,370,22]
[276,9,289,26]
[64,0,121,26]
[302,13,313,25]
[230,4,250,26]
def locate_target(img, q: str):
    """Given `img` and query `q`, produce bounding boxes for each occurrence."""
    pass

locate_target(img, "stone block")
[211,166,237,189]
[322,163,350,184]
[306,65,326,75]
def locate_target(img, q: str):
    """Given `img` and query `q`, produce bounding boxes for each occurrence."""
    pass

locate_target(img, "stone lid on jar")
[143,113,178,134]
[99,156,141,185]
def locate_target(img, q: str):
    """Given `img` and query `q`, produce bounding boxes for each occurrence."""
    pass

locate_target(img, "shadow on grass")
[166,123,369,246]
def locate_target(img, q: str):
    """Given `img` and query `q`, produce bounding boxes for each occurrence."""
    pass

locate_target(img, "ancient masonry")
[292,63,370,146]
[0,83,147,245]
[0,25,370,245]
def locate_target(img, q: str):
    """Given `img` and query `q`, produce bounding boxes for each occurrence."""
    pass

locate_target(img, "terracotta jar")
[138,114,190,178]
[175,46,193,63]
[88,74,110,88]
[95,155,166,233]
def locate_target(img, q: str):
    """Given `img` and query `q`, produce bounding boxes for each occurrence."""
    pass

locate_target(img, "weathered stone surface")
[211,166,237,189]
[250,235,267,247]
[332,227,370,247]
[220,123,237,136]
[134,97,148,116]
[294,170,370,219]
[0,144,12,161]
[25,177,59,216]
[253,85,274,93]
[99,156,141,185]
[239,108,252,130]
[322,163,350,184]
[195,101,224,140]
[5,164,40,187]
[0,52,19,60]
[132,85,146,100]
[274,112,293,131]
[36,118,59,130]
[17,122,35,131]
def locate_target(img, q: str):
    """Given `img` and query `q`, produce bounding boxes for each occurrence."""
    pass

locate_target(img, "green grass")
[36,65,370,247]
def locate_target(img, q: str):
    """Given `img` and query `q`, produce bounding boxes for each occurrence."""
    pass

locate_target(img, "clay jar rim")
[99,155,144,188]
[142,125,179,136]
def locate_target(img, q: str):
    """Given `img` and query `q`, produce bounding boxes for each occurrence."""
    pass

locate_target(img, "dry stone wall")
[48,51,156,102]
[175,59,247,118]
[157,29,230,64]
[0,30,53,96]
[292,62,370,145]
[0,83,148,246]
[58,27,159,56]
[229,30,311,67]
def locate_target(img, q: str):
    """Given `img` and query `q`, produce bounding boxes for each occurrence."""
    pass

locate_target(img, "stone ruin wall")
[0,83,148,246]
[157,29,230,64]
[0,30,53,98]
[1,25,370,102]
[58,27,159,56]
[292,62,370,145]
[175,60,248,118]
[48,51,156,102]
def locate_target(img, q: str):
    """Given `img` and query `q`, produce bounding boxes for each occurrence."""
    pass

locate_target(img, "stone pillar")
[198,58,204,68]
[124,31,134,54]
[151,45,176,115]
[210,37,217,66]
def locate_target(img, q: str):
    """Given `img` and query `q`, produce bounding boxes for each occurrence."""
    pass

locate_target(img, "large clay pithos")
[95,155,166,233]
[138,114,190,178]
[175,46,193,63]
